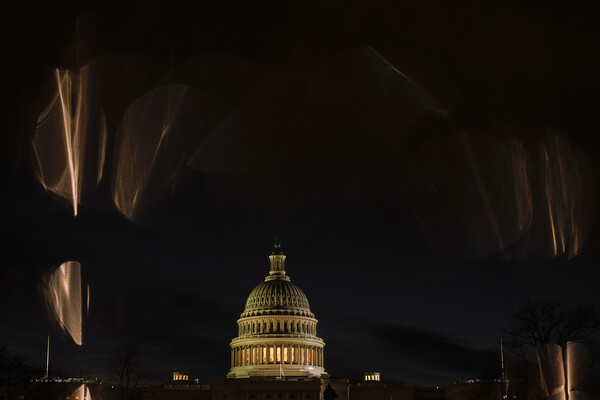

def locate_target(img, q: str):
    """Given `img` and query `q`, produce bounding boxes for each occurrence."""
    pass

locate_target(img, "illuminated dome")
[227,236,326,379]
[242,279,312,318]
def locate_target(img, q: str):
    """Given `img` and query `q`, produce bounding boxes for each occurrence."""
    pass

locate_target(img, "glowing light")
[566,342,589,400]
[71,384,91,400]
[32,65,107,216]
[536,344,565,400]
[535,342,593,400]
[409,133,534,259]
[42,261,83,345]
[86,284,90,315]
[541,134,590,259]
[112,84,201,223]
[510,140,532,232]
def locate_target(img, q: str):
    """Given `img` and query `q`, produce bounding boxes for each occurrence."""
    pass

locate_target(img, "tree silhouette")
[502,302,600,399]
[503,301,599,360]
[108,344,146,400]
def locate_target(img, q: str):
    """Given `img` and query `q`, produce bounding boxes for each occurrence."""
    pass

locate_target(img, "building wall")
[154,378,514,400]
[142,385,211,400]
[414,388,445,400]
[350,384,415,400]
[444,381,504,400]
[210,378,349,400]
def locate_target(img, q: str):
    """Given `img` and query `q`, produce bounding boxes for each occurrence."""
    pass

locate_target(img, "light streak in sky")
[32,64,107,216]
[541,134,589,259]
[409,133,535,259]
[43,261,83,346]
[510,140,532,233]
[460,131,506,252]
[408,130,591,260]
[112,84,200,222]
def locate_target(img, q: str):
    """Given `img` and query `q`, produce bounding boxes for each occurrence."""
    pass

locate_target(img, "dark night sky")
[1,0,600,387]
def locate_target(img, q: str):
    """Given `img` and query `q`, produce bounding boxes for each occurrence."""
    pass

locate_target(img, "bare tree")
[502,301,599,360]
[501,302,600,399]
[0,346,57,400]
[109,344,146,400]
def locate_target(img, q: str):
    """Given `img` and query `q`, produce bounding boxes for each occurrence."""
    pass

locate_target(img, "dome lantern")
[268,234,287,278]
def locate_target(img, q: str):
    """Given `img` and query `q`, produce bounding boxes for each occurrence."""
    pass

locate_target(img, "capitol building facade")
[227,237,326,379]
[158,237,507,400]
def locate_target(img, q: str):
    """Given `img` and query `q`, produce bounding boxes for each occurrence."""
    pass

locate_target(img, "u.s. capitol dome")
[227,237,326,378]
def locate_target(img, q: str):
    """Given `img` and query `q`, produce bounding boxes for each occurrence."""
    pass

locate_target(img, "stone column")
[320,348,323,367]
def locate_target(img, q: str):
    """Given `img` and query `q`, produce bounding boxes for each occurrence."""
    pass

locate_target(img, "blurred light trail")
[112,84,202,223]
[32,64,107,215]
[566,342,589,400]
[71,384,91,400]
[43,261,83,346]
[536,344,566,400]
[510,140,533,233]
[460,131,505,252]
[541,134,590,259]
[408,133,534,259]
[535,342,592,400]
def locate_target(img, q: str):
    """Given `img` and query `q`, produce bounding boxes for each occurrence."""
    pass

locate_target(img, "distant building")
[214,236,348,400]
[351,382,416,400]
[364,372,380,382]
[444,379,511,400]
[156,237,512,400]
[227,236,326,379]
[173,372,189,381]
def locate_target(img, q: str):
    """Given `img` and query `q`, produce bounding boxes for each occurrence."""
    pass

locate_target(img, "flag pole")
[45,336,50,379]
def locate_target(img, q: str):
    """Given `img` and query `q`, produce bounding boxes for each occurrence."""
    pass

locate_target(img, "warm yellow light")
[43,261,83,345]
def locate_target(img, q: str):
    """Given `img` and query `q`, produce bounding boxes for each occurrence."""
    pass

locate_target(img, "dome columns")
[230,343,324,368]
